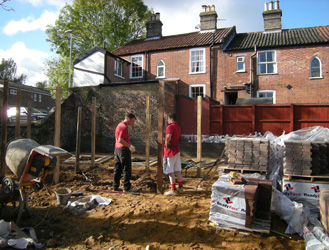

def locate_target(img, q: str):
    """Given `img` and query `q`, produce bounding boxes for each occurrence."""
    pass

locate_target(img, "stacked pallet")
[226,137,270,172]
[283,140,329,176]
[320,187,329,233]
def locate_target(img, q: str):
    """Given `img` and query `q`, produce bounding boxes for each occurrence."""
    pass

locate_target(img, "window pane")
[258,52,266,62]
[267,52,273,62]
[237,63,244,71]
[311,58,320,77]
[260,64,266,74]
[267,64,274,73]
[158,67,164,77]
[190,49,204,73]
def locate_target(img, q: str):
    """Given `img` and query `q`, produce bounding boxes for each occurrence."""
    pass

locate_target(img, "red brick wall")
[217,44,329,104]
[120,47,213,97]
[105,55,130,83]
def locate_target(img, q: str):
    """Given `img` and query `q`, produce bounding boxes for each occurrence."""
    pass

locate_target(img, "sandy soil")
[1,155,305,250]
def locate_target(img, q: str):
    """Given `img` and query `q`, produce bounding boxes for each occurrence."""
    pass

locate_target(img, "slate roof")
[112,27,234,56]
[225,25,329,51]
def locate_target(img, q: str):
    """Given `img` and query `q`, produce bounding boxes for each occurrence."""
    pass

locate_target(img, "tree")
[0,58,27,84]
[36,80,47,89]
[45,0,151,98]
[0,0,13,11]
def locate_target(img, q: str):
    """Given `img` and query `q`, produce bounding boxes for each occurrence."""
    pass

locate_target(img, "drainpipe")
[144,51,148,81]
[209,32,215,98]
[249,45,257,97]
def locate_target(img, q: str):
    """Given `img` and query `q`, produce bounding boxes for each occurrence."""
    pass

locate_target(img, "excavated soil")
[1,155,305,250]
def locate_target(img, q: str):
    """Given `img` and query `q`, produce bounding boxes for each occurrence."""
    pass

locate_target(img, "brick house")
[0,80,55,112]
[221,1,329,104]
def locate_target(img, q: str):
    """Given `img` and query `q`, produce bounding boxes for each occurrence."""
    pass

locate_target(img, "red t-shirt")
[115,121,130,148]
[164,122,181,157]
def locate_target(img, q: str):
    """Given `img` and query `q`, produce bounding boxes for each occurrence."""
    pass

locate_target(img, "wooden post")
[145,95,150,173]
[1,81,8,180]
[197,95,202,177]
[26,94,32,138]
[53,86,61,184]
[75,107,82,173]
[91,97,96,168]
[157,81,165,194]
[14,88,21,138]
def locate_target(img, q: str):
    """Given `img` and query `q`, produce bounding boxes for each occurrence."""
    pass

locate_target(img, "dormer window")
[157,60,165,78]
[114,60,123,78]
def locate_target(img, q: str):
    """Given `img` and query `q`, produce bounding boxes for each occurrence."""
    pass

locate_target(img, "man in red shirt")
[113,113,136,192]
[163,113,183,196]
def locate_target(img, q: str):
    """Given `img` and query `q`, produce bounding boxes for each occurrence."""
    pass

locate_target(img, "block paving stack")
[283,140,329,176]
[225,137,270,172]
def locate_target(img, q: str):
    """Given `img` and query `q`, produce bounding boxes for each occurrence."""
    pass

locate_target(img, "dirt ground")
[1,155,305,250]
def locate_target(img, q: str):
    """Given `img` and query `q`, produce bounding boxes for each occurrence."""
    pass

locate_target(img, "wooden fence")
[209,104,329,136]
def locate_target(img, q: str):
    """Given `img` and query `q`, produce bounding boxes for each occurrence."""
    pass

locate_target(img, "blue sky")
[0,0,328,86]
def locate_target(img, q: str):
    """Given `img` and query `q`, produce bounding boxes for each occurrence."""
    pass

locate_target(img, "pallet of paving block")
[283,174,329,183]
[209,218,271,234]
[219,165,268,175]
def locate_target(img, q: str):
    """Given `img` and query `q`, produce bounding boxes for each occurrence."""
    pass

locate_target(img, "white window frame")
[257,50,277,75]
[189,84,206,98]
[114,60,123,78]
[33,94,37,102]
[130,54,143,79]
[257,90,276,104]
[236,56,245,72]
[39,95,42,102]
[189,48,206,74]
[156,60,165,78]
[10,89,17,95]
[310,56,322,79]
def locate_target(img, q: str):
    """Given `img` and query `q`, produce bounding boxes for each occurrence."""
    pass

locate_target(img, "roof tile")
[112,28,233,56]
[225,25,329,51]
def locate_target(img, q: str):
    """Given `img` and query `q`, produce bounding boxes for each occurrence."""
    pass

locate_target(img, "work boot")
[164,189,177,196]
[178,187,184,194]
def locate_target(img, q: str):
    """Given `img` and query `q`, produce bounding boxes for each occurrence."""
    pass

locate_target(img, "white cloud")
[18,0,73,8]
[0,42,50,86]
[3,10,58,36]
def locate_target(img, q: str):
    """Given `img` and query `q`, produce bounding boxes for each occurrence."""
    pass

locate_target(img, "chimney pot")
[264,3,268,11]
[268,1,273,10]
[202,5,207,12]
[211,5,215,12]
[274,0,279,10]
[155,12,160,20]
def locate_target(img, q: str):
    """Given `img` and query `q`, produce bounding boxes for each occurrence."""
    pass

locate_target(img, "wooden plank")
[283,174,329,183]
[157,81,164,194]
[145,95,150,173]
[75,107,82,173]
[219,165,268,175]
[1,81,8,179]
[26,94,32,138]
[91,97,96,168]
[197,95,202,178]
[53,86,61,184]
[14,88,21,138]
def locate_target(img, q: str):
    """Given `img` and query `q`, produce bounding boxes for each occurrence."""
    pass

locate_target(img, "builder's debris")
[62,155,113,165]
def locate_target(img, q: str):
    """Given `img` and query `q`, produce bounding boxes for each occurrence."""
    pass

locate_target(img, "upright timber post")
[75,107,82,173]
[145,95,150,173]
[54,86,61,184]
[157,81,165,194]
[26,93,32,138]
[91,97,96,168]
[1,81,8,180]
[197,95,202,177]
[14,88,21,138]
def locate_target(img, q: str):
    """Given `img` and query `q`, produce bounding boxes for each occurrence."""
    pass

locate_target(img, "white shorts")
[163,153,181,175]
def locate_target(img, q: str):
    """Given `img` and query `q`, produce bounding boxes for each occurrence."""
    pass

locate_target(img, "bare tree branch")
[1,0,14,11]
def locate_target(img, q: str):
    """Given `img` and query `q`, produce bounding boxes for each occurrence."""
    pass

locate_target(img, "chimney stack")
[199,5,218,31]
[263,0,282,32]
[146,12,163,39]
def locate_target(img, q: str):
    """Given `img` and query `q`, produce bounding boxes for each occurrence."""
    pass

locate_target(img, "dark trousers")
[113,147,131,190]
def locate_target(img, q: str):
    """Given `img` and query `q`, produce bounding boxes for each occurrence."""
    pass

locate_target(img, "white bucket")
[55,188,71,205]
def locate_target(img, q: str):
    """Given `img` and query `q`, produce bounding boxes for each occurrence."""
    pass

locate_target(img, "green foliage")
[45,0,151,98]
[36,80,48,89]
[45,56,70,98]
[0,58,27,84]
